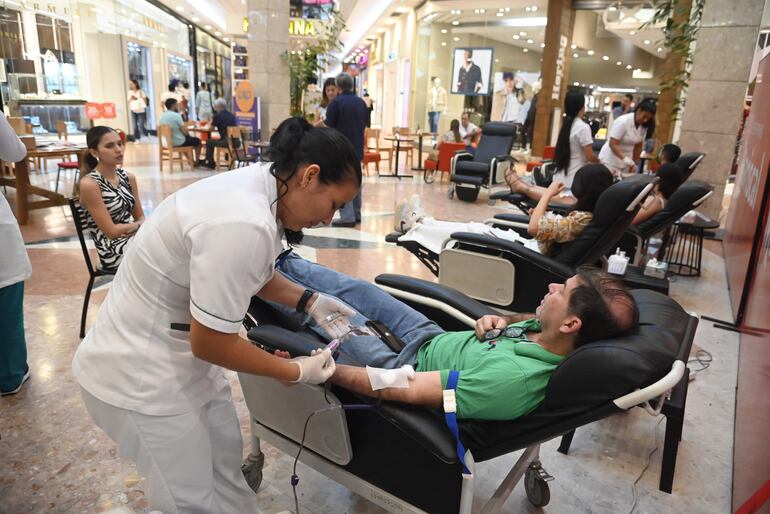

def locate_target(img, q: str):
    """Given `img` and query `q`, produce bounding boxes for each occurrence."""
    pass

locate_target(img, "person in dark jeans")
[204,98,239,169]
[324,72,369,227]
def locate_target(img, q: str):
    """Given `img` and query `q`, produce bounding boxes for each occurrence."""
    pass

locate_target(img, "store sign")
[234,81,260,141]
[551,34,568,101]
[18,0,72,16]
[289,18,322,37]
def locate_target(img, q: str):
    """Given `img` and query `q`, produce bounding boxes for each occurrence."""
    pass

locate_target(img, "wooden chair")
[389,127,415,169]
[230,126,260,168]
[362,127,384,175]
[212,126,239,171]
[7,117,27,135]
[158,124,195,173]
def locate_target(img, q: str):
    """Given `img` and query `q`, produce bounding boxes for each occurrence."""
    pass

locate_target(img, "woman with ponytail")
[73,116,361,513]
[78,126,145,271]
[505,92,598,206]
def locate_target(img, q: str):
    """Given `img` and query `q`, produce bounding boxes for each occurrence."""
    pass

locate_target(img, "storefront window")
[196,30,231,106]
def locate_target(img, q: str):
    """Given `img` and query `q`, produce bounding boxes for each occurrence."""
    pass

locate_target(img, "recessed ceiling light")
[630,30,636,35]
[452,21,459,25]
[441,29,447,33]
[602,55,609,60]
[616,61,622,65]
[191,16,199,22]
[626,64,633,69]
[540,43,545,48]
[513,35,520,39]
[520,31,527,36]
[441,41,447,46]
[657,47,662,52]
[531,6,538,11]
[498,8,505,12]
[204,24,211,30]
[224,37,230,42]
[587,50,594,56]
[523,48,528,52]
[608,5,617,11]
[495,58,500,62]
[643,39,651,45]
[215,31,221,36]
[527,39,534,44]
[175,5,183,12]
[573,53,578,58]
[453,36,459,41]
[525,6,531,11]
[574,82,580,86]
[496,12,504,17]
[571,44,577,49]
[505,7,511,12]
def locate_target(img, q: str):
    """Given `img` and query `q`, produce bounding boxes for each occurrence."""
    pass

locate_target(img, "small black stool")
[665,216,720,276]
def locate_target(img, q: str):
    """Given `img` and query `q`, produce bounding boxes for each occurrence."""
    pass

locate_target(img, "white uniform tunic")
[73,162,283,415]
[598,112,647,176]
[552,117,594,189]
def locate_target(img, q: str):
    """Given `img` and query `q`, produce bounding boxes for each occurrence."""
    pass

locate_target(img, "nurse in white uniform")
[72,117,361,513]
[598,99,656,177]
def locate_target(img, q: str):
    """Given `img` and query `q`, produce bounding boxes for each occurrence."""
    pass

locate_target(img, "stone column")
[677,0,764,220]
[246,0,290,136]
[531,0,575,156]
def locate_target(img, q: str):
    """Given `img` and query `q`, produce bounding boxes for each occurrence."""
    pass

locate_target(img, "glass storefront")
[196,31,231,107]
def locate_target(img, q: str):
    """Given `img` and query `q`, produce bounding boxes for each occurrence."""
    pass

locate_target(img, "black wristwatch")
[297,289,316,313]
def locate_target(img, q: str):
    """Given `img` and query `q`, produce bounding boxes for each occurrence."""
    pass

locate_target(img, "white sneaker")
[1,367,30,396]
[394,199,410,233]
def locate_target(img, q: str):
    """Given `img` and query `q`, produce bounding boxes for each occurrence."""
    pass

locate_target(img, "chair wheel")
[487,198,496,206]
[524,465,551,507]
[447,189,455,199]
[241,452,264,493]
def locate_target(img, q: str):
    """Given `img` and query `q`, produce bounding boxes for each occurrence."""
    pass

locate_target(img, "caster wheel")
[487,198,496,206]
[524,466,551,507]
[242,452,265,493]
[447,189,455,199]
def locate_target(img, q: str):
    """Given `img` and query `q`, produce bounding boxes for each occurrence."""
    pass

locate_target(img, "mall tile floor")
[0,138,737,513]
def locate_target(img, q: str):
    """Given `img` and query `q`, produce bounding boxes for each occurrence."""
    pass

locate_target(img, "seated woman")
[504,92,600,207]
[78,126,145,272]
[395,164,614,257]
[269,254,638,420]
[631,163,684,225]
[426,119,462,161]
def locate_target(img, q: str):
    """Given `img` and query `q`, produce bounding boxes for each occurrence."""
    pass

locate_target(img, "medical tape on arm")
[366,365,415,390]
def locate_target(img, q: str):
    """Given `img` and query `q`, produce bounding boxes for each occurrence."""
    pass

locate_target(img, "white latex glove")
[306,293,356,338]
[622,156,636,167]
[290,348,336,384]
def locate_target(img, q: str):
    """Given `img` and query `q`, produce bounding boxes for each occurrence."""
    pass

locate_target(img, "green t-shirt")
[159,110,186,147]
[415,318,564,420]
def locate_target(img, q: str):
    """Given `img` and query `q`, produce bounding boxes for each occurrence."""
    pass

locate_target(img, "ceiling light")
[573,52,578,58]
[608,5,617,11]
[525,6,531,11]
[574,82,580,86]
[657,47,662,52]
[452,21,459,25]
[523,48,528,52]
[495,58,499,62]
[630,30,636,35]
[571,44,577,49]
[175,5,183,12]
[587,50,594,55]
[480,8,486,13]
[626,64,633,69]
[204,24,211,30]
[505,7,511,12]
[602,55,609,60]
[616,61,622,65]
[540,43,545,48]
[191,16,199,22]
[224,37,229,42]
[513,35,520,39]
[441,29,447,33]
[453,36,459,41]
[215,31,221,36]
[499,8,505,12]
[496,12,504,17]
[441,41,447,46]
[531,6,538,11]
[527,39,534,44]
[520,31,527,36]
[643,39,651,45]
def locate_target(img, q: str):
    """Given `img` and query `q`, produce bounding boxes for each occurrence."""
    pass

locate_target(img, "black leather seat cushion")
[453,160,492,176]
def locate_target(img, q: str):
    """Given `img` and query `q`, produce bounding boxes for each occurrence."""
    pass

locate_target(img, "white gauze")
[366,365,416,390]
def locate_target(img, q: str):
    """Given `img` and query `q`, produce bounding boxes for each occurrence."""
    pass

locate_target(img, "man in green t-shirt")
[275,256,639,421]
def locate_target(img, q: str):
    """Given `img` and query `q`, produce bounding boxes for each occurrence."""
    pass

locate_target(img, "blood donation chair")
[387,179,657,312]
[238,273,697,513]
[674,152,706,181]
[449,122,517,204]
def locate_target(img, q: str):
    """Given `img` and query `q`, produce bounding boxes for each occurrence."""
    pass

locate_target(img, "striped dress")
[82,169,136,272]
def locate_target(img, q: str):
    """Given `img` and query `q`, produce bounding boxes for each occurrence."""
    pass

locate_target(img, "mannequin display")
[427,77,447,134]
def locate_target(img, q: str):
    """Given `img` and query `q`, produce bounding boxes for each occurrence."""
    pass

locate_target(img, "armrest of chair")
[374,274,498,322]
[493,213,531,224]
[448,231,576,278]
[454,151,473,162]
[495,154,515,163]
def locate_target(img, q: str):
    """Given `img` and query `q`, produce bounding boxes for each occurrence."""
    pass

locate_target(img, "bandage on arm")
[331,364,442,407]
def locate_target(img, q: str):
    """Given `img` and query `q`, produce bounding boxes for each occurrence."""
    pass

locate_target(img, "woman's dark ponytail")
[553,92,586,172]
[82,125,117,172]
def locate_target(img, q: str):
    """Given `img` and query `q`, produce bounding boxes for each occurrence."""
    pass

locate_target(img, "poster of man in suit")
[451,48,493,95]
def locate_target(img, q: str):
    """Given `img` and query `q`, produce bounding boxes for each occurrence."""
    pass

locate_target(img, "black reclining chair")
[238,273,697,513]
[616,180,713,264]
[449,122,516,204]
[388,179,655,312]
[674,152,705,181]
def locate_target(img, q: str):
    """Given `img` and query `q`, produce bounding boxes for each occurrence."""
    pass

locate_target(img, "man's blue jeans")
[274,254,444,368]
[337,189,362,223]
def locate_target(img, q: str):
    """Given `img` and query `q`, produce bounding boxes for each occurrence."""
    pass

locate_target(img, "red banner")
[100,103,116,119]
[84,102,102,120]
[723,54,770,324]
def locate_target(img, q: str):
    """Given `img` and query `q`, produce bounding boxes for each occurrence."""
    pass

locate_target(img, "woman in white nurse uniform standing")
[598,98,657,177]
[72,117,361,513]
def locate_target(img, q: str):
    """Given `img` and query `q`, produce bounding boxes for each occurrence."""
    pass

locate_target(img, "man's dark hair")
[624,93,634,101]
[656,163,684,199]
[465,49,473,58]
[164,98,178,110]
[568,267,639,347]
[659,143,681,164]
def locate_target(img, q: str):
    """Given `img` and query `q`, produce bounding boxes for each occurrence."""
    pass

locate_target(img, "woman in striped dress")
[78,126,145,272]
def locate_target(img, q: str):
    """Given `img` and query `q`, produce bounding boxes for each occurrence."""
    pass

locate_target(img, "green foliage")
[282,9,346,117]
[642,0,706,120]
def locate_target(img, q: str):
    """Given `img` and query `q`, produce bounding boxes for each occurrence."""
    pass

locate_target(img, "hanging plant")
[283,9,346,118]
[642,0,706,120]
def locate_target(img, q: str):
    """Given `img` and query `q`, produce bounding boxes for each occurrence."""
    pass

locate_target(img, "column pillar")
[677,0,764,220]
[246,0,290,136]
[531,0,575,157]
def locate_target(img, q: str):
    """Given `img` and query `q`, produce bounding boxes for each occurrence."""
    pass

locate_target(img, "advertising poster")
[450,47,493,96]
[234,80,261,143]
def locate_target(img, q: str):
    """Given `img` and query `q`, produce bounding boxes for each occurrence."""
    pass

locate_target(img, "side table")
[665,217,720,277]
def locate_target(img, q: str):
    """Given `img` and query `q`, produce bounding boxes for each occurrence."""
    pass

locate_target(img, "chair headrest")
[555,179,651,266]
[481,122,517,137]
[474,123,516,164]
[674,152,705,178]
[542,289,688,411]
[636,180,713,236]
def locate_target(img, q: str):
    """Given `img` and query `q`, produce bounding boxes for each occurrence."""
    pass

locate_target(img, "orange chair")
[526,145,556,171]
[423,142,466,183]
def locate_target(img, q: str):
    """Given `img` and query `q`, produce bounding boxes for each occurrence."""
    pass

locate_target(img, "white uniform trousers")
[81,384,261,514]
